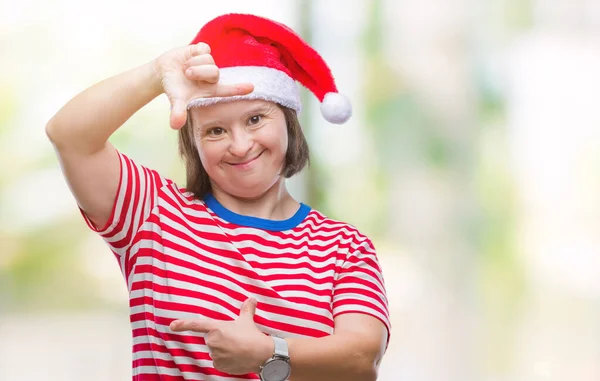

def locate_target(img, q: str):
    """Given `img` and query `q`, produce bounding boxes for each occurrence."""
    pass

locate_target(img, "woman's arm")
[170,300,389,381]
[46,61,162,228]
[46,43,252,228]
[45,61,162,156]
[284,313,388,381]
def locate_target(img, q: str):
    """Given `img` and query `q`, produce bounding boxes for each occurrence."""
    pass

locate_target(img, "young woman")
[46,13,390,381]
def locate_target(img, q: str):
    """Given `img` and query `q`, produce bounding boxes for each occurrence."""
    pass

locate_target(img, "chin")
[221,179,280,199]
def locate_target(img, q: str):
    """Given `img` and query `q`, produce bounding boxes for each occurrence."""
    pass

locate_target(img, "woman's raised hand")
[153,42,254,130]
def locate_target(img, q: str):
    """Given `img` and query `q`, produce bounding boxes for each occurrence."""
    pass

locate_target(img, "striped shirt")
[82,151,391,381]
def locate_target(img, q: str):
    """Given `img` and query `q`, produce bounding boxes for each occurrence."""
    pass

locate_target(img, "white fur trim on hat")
[187,66,302,113]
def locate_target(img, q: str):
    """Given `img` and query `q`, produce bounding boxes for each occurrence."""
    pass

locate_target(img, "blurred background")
[1,0,600,380]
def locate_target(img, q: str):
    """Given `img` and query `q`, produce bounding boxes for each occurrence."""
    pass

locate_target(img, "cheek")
[280,129,289,151]
[264,123,288,153]
[195,141,219,168]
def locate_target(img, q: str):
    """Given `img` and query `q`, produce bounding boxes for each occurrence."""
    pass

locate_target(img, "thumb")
[238,297,257,320]
[169,98,188,130]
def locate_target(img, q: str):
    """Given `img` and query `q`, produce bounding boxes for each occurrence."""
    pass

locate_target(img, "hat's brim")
[187,66,302,113]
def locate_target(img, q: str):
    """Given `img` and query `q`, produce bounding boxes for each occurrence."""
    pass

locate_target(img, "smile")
[227,150,264,167]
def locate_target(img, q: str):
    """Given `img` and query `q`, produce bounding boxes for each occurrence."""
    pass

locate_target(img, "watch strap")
[272,335,289,358]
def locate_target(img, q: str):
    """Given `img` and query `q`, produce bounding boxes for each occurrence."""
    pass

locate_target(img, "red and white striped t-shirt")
[82,151,391,381]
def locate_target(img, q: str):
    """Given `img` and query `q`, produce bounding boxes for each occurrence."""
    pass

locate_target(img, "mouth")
[227,150,264,166]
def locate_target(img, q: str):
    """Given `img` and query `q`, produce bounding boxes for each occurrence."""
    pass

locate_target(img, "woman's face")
[190,99,288,199]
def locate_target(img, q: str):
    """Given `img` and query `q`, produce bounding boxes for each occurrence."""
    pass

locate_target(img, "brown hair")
[178,105,310,199]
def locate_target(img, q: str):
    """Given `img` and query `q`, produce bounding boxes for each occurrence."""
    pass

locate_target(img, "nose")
[228,128,253,158]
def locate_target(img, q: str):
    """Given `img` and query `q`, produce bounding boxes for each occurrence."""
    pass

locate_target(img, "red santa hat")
[187,13,352,124]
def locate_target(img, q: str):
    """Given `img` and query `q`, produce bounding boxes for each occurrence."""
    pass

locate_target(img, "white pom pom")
[320,92,352,124]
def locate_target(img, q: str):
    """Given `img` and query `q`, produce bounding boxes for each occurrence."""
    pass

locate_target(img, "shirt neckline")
[203,193,311,231]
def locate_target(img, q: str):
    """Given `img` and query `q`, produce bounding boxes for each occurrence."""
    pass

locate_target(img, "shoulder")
[116,150,210,213]
[119,151,187,194]
[159,183,212,213]
[304,208,374,248]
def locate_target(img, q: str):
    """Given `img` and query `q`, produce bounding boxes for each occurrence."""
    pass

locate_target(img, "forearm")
[285,334,379,381]
[46,60,162,154]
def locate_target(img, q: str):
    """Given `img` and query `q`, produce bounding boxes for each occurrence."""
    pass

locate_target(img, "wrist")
[143,59,165,98]
[259,335,291,381]
[256,333,275,373]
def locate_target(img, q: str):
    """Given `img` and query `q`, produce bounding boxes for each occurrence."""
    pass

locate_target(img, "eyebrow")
[197,104,275,130]
[241,104,274,119]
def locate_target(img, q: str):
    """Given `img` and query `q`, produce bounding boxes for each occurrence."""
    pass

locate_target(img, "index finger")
[185,42,211,60]
[214,83,254,98]
[170,318,219,333]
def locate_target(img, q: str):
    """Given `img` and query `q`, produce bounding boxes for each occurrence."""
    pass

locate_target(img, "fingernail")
[186,68,192,77]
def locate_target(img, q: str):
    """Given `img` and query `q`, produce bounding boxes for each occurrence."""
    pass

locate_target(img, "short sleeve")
[80,150,170,258]
[332,237,391,346]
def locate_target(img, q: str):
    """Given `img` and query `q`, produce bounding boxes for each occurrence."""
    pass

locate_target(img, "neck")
[209,180,299,221]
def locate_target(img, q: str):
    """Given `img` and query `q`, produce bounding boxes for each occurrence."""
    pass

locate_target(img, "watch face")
[261,359,291,381]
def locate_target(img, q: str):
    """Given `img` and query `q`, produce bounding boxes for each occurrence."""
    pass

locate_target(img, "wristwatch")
[259,335,291,381]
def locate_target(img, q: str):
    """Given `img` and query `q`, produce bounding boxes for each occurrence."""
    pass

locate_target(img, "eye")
[248,115,263,125]
[207,127,225,136]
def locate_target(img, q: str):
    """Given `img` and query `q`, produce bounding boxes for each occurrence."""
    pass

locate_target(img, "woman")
[46,13,390,381]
